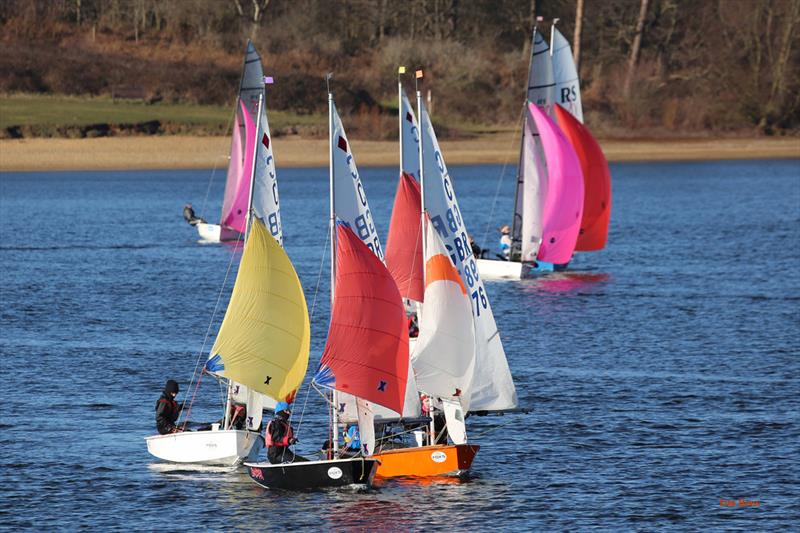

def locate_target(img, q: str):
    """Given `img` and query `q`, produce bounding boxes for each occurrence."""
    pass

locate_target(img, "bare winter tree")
[624,0,650,97]
[233,0,270,40]
[573,0,584,73]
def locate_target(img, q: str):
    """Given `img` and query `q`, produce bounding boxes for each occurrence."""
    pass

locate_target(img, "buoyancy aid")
[265,418,293,447]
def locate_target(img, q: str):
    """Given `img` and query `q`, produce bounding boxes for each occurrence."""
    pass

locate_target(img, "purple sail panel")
[527,103,584,264]
[222,101,257,234]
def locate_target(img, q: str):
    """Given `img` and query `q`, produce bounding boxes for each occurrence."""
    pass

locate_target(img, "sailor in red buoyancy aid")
[265,401,308,464]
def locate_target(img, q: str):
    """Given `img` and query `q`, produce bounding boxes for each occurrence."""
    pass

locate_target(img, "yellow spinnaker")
[210,218,310,401]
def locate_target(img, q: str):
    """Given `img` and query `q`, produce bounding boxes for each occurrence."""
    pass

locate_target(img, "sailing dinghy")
[245,91,407,489]
[477,24,589,279]
[367,76,517,478]
[146,212,310,466]
[196,41,281,244]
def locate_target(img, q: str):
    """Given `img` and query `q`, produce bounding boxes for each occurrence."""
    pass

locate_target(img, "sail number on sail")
[428,149,488,316]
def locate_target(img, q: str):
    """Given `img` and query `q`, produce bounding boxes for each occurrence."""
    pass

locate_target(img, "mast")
[511,17,543,259]
[414,69,435,444]
[223,91,263,430]
[327,74,340,456]
[415,70,426,265]
[398,67,405,176]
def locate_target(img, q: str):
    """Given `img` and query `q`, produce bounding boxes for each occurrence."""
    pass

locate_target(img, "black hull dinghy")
[245,457,378,490]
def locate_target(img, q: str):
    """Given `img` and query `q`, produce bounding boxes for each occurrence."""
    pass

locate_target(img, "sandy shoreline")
[1,134,797,171]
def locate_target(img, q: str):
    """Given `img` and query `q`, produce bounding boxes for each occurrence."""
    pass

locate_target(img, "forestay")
[418,100,517,411]
[551,27,583,123]
[411,219,476,412]
[528,103,584,264]
[206,218,310,403]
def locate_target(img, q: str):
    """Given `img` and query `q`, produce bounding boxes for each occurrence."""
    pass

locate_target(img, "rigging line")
[291,374,315,438]
[480,106,525,251]
[179,368,206,430]
[200,108,237,220]
[308,226,331,322]
[184,235,245,410]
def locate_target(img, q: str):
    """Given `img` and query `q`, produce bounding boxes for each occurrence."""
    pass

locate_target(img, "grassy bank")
[1,135,797,172]
[0,94,326,138]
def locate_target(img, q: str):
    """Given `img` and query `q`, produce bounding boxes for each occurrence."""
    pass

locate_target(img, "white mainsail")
[513,28,554,262]
[551,27,583,123]
[250,88,282,245]
[400,91,421,180]
[330,101,384,258]
[418,99,517,411]
[411,219,476,413]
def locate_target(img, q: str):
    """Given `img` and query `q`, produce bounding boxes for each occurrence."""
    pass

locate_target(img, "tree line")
[1,0,798,135]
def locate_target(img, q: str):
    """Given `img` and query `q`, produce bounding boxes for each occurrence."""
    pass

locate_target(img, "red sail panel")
[318,224,409,414]
[555,104,612,251]
[385,172,424,302]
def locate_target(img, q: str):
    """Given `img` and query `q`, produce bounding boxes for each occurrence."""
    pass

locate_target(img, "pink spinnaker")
[528,103,584,264]
[221,101,257,234]
[220,112,243,230]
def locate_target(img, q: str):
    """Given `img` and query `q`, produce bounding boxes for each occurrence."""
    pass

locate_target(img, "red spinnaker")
[555,104,612,251]
[385,172,424,302]
[318,224,409,414]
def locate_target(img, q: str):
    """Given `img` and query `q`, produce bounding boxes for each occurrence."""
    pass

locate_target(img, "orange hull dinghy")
[374,444,479,478]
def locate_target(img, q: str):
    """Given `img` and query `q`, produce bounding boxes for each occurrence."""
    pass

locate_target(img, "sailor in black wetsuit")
[155,379,183,434]
[265,402,308,464]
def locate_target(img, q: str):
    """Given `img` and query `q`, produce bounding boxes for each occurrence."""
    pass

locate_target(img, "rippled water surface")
[1,160,798,531]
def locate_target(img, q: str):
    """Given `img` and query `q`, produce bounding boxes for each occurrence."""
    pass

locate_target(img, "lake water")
[1,160,798,530]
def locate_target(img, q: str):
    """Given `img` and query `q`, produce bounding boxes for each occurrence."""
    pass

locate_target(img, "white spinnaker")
[419,100,517,411]
[331,101,383,258]
[513,30,553,255]
[411,220,476,413]
[251,93,282,245]
[332,99,421,421]
[400,91,421,180]
[551,27,583,123]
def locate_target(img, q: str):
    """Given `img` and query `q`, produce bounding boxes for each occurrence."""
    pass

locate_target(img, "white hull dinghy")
[145,427,262,466]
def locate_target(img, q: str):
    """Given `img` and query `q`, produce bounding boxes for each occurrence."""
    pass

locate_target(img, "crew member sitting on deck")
[155,379,184,434]
[265,401,308,464]
[183,203,206,226]
[498,225,512,260]
[469,234,484,258]
[408,312,420,338]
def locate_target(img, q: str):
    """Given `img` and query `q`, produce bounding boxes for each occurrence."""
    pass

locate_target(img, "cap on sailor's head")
[275,401,291,413]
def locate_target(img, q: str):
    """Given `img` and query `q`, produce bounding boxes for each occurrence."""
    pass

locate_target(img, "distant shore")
[1,135,797,172]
